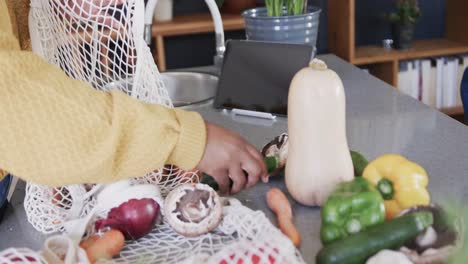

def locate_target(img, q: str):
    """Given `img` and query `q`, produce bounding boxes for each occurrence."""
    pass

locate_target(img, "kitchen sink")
[104,72,218,107]
[161,72,218,107]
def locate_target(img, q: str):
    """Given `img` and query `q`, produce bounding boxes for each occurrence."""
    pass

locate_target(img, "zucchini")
[200,173,219,191]
[316,211,433,264]
[200,173,233,191]
[265,156,280,174]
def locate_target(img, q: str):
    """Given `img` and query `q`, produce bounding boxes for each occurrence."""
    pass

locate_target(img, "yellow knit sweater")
[0,0,207,186]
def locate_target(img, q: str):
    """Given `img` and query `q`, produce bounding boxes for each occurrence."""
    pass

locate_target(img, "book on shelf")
[411,61,420,100]
[452,58,461,107]
[442,59,450,108]
[398,61,410,97]
[435,58,444,109]
[421,59,436,107]
[442,58,458,108]
[398,55,468,111]
[398,61,419,98]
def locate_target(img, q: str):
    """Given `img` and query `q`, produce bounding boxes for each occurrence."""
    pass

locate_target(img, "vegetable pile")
[315,153,459,264]
[261,131,458,263]
[258,59,444,260]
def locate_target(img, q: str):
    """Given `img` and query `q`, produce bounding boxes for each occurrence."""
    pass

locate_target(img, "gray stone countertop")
[1,54,468,264]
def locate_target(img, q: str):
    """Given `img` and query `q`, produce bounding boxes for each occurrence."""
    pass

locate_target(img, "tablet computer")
[214,40,314,116]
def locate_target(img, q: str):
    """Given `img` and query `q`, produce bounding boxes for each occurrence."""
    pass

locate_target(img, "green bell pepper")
[350,150,368,176]
[320,177,385,245]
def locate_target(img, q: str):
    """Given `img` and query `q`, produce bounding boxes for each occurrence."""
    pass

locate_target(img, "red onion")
[10,256,42,263]
[95,198,160,240]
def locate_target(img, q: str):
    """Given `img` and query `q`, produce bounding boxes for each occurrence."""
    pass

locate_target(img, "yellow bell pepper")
[362,154,430,219]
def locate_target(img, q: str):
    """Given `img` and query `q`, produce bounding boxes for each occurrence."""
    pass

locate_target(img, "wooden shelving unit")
[328,0,468,116]
[440,106,465,116]
[353,39,468,65]
[152,13,245,71]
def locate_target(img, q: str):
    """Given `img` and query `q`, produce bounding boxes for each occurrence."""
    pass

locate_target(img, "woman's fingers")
[245,145,268,181]
[229,165,247,195]
[210,169,230,195]
[241,157,263,189]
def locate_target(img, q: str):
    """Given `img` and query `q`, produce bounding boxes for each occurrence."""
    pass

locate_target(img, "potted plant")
[216,0,257,14]
[241,0,321,47]
[387,0,421,50]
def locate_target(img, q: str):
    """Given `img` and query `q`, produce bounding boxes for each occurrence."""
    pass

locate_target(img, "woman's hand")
[197,122,267,195]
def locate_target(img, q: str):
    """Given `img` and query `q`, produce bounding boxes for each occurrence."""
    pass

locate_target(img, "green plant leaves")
[266,0,305,16]
[387,0,421,25]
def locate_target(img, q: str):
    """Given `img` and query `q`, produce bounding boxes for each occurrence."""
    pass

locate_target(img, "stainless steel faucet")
[144,0,158,46]
[144,0,226,67]
[205,0,226,67]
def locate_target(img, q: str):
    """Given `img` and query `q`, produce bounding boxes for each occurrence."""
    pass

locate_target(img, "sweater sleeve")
[0,1,206,186]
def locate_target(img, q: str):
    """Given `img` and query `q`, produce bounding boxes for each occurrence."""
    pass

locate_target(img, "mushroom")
[164,183,222,237]
[366,249,412,264]
[400,246,455,264]
[416,226,438,248]
[261,133,289,174]
[398,204,460,264]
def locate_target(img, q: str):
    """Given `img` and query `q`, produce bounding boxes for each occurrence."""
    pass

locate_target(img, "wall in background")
[163,0,445,69]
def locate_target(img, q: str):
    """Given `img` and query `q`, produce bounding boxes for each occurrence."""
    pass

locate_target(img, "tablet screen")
[214,40,313,116]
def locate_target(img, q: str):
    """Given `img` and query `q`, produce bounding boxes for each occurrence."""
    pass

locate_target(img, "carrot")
[80,229,125,263]
[266,188,301,247]
[79,235,99,250]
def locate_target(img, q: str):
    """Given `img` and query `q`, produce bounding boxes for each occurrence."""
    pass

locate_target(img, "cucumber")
[316,211,433,264]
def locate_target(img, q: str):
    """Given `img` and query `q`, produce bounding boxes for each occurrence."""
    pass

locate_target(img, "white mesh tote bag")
[25,0,199,234]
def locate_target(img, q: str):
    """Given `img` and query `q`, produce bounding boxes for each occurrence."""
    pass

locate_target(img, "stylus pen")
[231,108,277,120]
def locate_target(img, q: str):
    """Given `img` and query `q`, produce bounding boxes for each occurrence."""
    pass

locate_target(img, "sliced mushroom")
[164,183,222,237]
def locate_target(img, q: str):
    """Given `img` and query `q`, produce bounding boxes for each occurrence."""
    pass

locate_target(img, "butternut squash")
[285,59,354,206]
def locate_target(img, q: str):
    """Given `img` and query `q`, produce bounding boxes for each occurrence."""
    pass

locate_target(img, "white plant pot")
[154,0,174,22]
